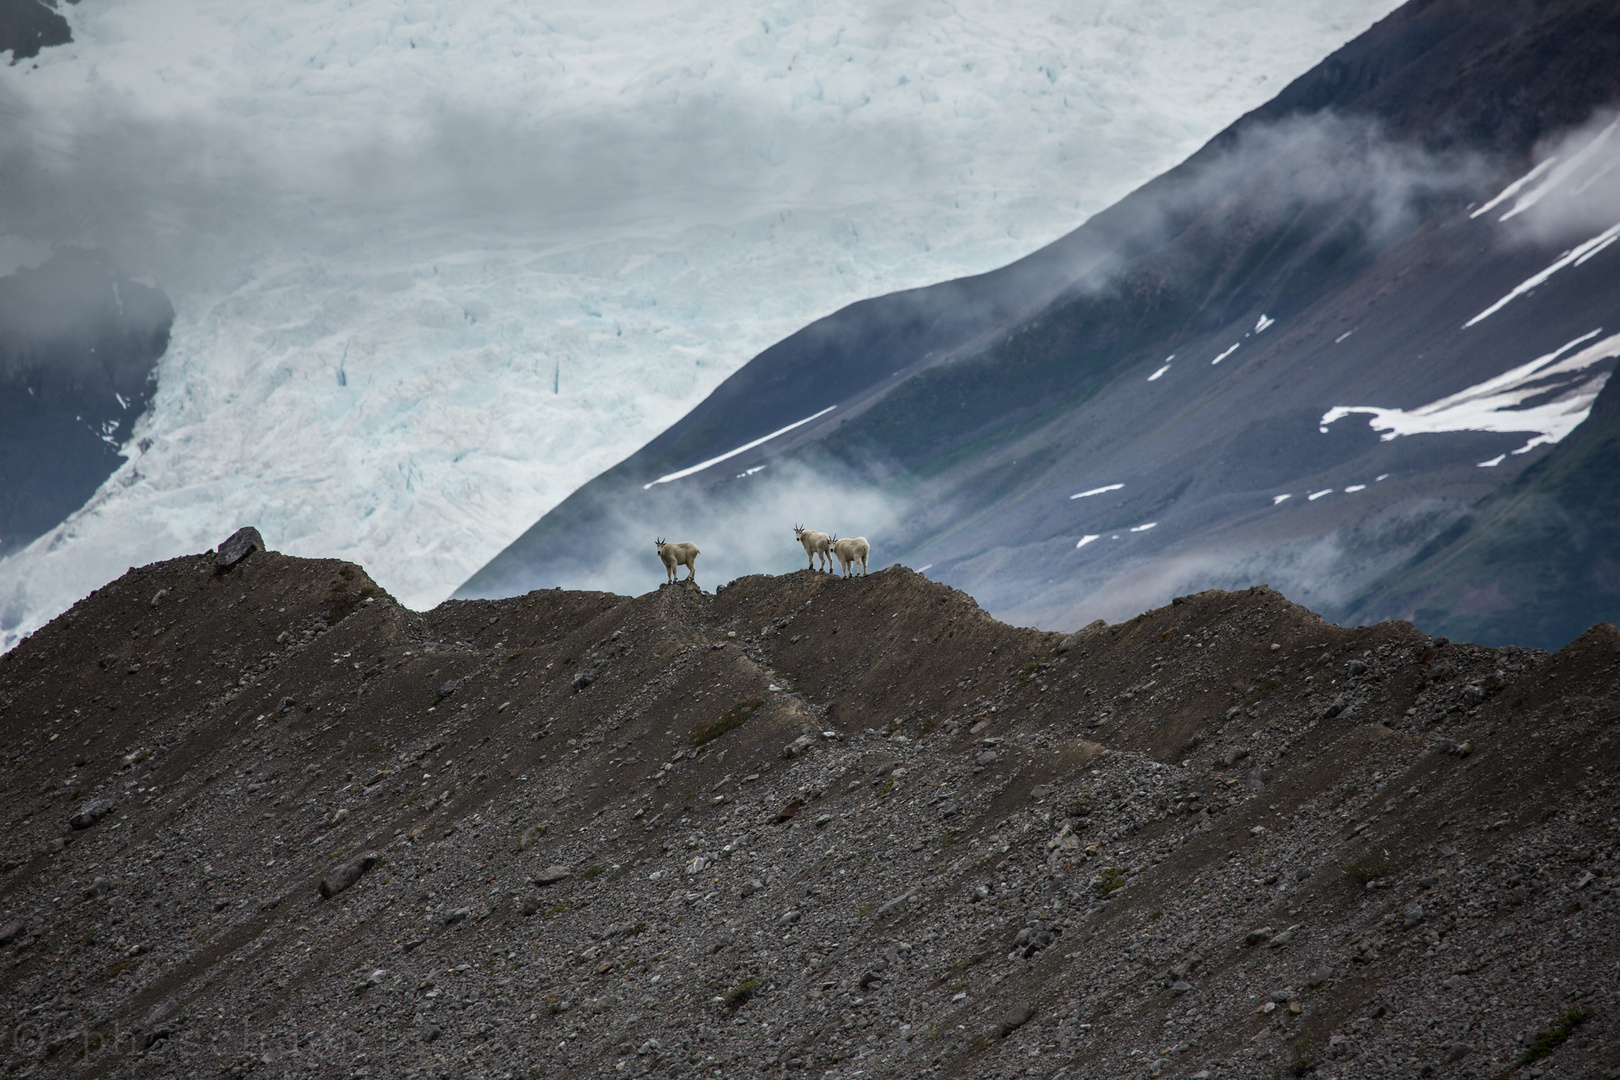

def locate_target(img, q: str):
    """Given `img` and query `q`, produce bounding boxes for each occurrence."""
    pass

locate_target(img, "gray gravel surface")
[1,550,1618,1080]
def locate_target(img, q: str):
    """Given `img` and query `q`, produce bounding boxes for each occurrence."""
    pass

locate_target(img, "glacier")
[0,0,1404,649]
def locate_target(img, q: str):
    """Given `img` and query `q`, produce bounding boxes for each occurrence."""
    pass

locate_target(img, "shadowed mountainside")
[0,0,70,64]
[0,249,174,558]
[1339,358,1620,647]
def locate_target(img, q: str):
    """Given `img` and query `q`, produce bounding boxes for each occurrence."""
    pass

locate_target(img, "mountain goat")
[655,538,700,585]
[793,524,833,572]
[830,535,870,578]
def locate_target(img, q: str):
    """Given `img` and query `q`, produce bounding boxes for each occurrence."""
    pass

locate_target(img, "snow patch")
[1477,454,1505,468]
[1272,494,1291,505]
[1471,158,1559,219]
[1075,535,1101,549]
[644,406,837,488]
[1210,342,1241,365]
[1129,522,1157,533]
[1254,314,1275,333]
[1343,484,1365,493]
[1321,329,1620,455]
[1497,119,1619,222]
[1307,489,1333,501]
[1070,483,1125,500]
[1464,223,1620,326]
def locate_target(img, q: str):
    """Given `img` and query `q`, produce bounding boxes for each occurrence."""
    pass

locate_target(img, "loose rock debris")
[0,551,1618,1079]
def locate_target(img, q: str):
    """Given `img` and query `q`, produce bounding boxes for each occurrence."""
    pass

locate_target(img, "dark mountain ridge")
[0,248,173,558]
[461,0,1620,652]
[4,542,1620,1078]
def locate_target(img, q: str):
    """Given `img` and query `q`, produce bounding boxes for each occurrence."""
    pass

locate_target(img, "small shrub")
[725,977,760,1010]
[1343,853,1388,884]
[1504,1006,1594,1076]
[327,580,380,624]
[582,865,603,881]
[1289,1033,1319,1076]
[1252,678,1281,699]
[1094,867,1127,898]
[690,698,764,746]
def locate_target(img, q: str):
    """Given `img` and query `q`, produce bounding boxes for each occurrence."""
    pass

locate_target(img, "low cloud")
[490,457,909,599]
[1472,107,1620,246]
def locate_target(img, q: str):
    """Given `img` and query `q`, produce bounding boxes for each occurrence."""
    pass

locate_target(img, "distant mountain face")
[0,248,173,557]
[461,0,1620,651]
[0,0,71,65]
[1341,358,1620,648]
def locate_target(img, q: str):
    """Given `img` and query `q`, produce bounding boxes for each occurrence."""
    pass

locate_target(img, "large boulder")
[319,853,379,899]
[215,526,265,570]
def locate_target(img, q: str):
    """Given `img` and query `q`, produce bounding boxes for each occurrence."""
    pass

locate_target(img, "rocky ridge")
[2,544,1619,1079]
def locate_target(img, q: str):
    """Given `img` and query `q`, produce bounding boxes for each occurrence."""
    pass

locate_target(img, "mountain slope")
[1340,360,1620,646]
[0,248,172,557]
[5,546,1620,1077]
[461,0,1620,651]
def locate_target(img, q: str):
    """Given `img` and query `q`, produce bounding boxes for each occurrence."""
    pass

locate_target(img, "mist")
[1476,108,1620,246]
[520,458,910,599]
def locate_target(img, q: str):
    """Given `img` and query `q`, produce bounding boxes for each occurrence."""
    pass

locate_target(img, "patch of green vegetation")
[1499,1006,1594,1077]
[1094,867,1127,898]
[326,575,381,624]
[108,956,144,980]
[582,865,604,881]
[542,901,572,920]
[690,698,764,746]
[1289,1033,1320,1076]
[504,650,525,664]
[1252,677,1281,699]
[877,778,895,798]
[1343,853,1388,884]
[725,978,760,1010]
[74,1032,105,1060]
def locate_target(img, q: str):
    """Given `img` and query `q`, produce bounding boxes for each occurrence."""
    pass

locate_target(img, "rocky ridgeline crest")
[1,543,1618,1079]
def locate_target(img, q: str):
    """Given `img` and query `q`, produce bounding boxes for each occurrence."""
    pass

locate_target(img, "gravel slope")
[2,544,1618,1079]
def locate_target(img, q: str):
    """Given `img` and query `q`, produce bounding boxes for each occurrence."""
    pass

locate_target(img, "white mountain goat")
[654,538,701,585]
[830,535,870,578]
[793,524,833,572]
